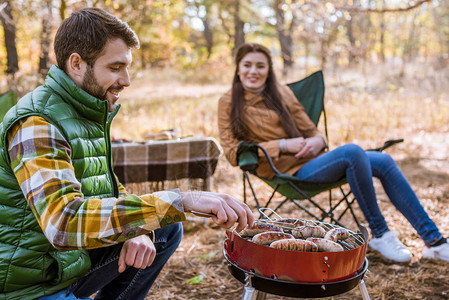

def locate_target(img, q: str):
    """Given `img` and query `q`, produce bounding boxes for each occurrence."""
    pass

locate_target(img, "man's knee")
[154,223,183,250]
[168,222,183,245]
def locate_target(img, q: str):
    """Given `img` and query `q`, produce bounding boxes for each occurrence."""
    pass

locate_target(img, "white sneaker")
[422,239,449,263]
[369,231,412,263]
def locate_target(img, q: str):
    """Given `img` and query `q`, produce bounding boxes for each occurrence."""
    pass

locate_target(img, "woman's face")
[238,52,269,90]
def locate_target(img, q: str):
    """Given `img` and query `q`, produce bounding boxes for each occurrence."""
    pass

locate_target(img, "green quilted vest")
[0,65,120,300]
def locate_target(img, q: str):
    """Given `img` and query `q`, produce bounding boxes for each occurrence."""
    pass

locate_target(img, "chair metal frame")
[238,71,403,227]
[241,143,360,227]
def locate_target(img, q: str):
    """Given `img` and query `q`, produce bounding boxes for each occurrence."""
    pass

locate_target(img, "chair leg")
[344,197,361,228]
[328,190,351,219]
[263,185,280,212]
[278,197,345,227]
[267,197,290,218]
[243,173,247,204]
[335,187,361,228]
[287,183,345,227]
[244,172,262,211]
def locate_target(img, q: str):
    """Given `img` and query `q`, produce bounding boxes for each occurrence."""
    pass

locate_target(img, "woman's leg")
[71,223,183,300]
[366,151,443,245]
[294,143,389,237]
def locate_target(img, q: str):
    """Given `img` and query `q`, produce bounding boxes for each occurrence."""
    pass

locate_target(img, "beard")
[81,65,107,100]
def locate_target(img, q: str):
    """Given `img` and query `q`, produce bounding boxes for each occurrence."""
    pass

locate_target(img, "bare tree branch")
[337,0,433,13]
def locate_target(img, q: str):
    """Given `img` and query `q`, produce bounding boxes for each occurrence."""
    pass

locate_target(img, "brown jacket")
[218,84,326,179]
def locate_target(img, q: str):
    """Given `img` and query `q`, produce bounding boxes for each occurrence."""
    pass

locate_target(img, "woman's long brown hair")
[230,43,300,140]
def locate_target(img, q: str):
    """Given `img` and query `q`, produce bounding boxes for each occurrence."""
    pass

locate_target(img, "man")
[0,8,254,300]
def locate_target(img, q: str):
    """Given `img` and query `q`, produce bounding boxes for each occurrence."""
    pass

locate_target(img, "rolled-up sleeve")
[7,116,185,250]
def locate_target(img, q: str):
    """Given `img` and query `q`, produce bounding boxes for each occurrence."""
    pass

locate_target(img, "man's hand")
[181,191,254,233]
[294,136,325,159]
[118,234,156,273]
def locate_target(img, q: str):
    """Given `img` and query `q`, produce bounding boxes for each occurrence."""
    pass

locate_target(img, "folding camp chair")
[0,90,16,122]
[237,71,403,228]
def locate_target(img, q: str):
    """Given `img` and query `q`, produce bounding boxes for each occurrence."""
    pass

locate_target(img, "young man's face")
[80,38,132,112]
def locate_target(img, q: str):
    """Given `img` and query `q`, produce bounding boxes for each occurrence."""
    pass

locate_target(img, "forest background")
[1,0,449,299]
[1,0,448,94]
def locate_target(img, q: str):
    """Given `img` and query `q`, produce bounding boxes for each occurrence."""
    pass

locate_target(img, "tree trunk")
[403,11,418,63]
[431,0,449,67]
[218,5,233,45]
[320,39,327,71]
[345,0,361,65]
[139,42,147,69]
[0,0,19,75]
[201,14,213,59]
[39,0,53,77]
[274,0,294,73]
[303,39,309,74]
[233,0,245,53]
[346,15,356,65]
[379,17,386,62]
[59,0,66,20]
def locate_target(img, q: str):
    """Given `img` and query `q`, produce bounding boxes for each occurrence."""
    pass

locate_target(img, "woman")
[218,42,448,263]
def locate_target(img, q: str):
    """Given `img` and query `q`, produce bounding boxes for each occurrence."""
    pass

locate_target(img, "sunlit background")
[1,1,448,299]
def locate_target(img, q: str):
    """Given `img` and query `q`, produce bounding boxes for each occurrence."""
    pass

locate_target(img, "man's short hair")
[54,8,139,72]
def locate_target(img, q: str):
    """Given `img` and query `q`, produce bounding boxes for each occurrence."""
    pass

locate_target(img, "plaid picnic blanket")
[112,137,223,184]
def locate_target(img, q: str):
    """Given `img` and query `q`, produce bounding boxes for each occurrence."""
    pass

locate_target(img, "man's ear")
[66,53,86,86]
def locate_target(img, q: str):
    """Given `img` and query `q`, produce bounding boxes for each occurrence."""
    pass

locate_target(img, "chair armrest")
[237,141,259,172]
[237,141,282,175]
[366,138,404,152]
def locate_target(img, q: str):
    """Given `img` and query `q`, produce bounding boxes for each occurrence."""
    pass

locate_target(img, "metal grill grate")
[235,208,366,251]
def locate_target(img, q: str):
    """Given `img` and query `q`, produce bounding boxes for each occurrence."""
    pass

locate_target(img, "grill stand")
[226,253,370,299]
[242,273,255,300]
[241,277,369,300]
[242,273,267,300]
[359,279,369,299]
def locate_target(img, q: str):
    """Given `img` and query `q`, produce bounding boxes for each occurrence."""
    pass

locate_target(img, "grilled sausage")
[251,231,295,245]
[271,218,306,229]
[239,222,283,236]
[307,237,344,252]
[324,228,350,242]
[292,225,326,239]
[270,239,318,252]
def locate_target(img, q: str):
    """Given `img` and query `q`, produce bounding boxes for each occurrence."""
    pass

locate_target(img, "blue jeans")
[39,223,183,300]
[294,143,442,244]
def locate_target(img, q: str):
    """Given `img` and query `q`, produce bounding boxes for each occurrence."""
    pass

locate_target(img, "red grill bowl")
[224,225,368,283]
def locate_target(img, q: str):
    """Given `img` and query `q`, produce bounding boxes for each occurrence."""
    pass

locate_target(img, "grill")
[223,211,370,299]
[257,218,367,251]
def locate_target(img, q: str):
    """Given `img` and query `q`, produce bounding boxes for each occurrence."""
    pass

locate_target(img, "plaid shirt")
[7,116,186,250]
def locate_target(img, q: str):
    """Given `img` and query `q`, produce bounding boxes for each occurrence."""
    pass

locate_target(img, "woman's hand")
[181,191,255,233]
[293,136,326,159]
[284,137,305,153]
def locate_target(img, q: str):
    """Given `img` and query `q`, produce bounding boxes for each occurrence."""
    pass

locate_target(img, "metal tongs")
[189,207,277,220]
[188,210,216,218]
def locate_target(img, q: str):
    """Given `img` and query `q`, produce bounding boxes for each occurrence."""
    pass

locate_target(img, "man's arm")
[7,116,186,250]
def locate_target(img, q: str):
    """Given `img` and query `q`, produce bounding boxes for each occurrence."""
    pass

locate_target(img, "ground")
[113,65,449,300]
[141,132,449,300]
